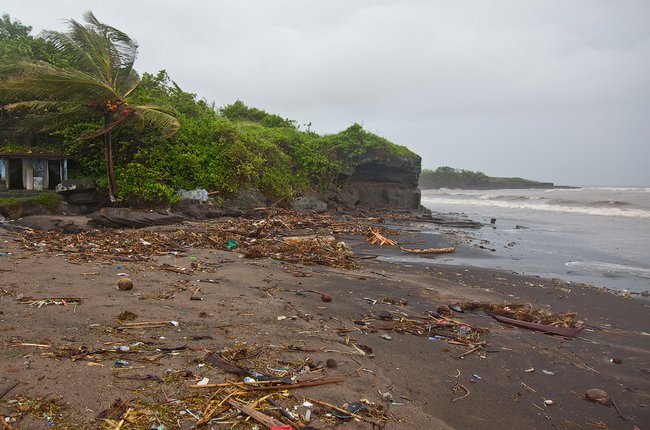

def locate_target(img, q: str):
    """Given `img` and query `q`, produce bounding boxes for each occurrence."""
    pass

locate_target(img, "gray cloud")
[4,0,650,185]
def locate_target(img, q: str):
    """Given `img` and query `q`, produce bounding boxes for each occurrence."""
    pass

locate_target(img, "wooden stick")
[611,396,627,421]
[0,382,19,400]
[13,343,51,348]
[116,325,166,330]
[119,321,170,326]
[243,378,344,392]
[197,390,243,425]
[455,344,485,359]
[190,380,284,388]
[227,398,285,428]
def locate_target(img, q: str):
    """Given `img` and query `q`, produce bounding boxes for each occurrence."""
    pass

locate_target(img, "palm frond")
[11,105,92,134]
[0,60,116,103]
[133,105,180,138]
[80,11,138,93]
[3,100,76,113]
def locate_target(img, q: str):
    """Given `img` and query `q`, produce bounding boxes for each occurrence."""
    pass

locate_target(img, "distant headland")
[419,167,578,190]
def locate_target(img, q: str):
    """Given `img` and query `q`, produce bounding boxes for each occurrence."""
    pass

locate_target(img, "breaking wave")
[420,196,650,219]
[565,261,650,279]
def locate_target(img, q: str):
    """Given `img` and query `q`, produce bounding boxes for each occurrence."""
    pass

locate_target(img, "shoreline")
[420,187,650,294]
[1,213,649,429]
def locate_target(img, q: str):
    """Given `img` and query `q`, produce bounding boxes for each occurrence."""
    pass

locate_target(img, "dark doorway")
[8,158,23,189]
[48,160,61,190]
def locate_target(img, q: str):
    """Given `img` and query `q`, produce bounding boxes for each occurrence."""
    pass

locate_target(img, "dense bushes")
[1,15,418,205]
[54,70,416,204]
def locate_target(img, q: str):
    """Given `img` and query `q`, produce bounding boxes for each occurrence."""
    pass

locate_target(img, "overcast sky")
[3,0,650,185]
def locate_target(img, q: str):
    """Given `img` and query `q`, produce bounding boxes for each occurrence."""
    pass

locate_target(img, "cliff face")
[335,153,422,210]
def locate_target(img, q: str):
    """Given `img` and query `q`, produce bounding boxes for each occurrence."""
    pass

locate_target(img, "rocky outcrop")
[291,195,328,213]
[56,179,101,214]
[88,207,186,228]
[334,154,422,211]
[0,198,56,220]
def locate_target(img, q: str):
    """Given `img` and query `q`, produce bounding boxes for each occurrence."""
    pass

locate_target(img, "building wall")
[0,157,67,190]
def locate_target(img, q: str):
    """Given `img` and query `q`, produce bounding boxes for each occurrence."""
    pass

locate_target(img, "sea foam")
[420,196,650,219]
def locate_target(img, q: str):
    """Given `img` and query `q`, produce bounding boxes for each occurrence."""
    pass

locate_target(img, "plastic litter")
[114,360,130,368]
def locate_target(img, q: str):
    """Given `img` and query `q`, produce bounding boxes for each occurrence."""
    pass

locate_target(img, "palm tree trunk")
[104,113,117,203]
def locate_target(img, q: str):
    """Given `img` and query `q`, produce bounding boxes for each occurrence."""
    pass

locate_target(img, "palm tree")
[0,11,179,202]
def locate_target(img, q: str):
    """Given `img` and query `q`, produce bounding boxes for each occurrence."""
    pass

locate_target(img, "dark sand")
[1,218,648,429]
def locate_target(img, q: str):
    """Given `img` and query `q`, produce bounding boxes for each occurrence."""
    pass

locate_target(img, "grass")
[0,192,62,211]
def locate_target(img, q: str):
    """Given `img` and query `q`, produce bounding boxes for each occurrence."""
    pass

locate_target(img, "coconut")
[117,278,134,291]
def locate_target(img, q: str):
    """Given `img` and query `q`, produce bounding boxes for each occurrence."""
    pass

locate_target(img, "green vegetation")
[0,12,180,202]
[420,166,554,189]
[1,13,418,206]
[0,192,62,211]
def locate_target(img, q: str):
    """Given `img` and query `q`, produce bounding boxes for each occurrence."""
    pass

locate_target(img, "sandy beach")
[1,213,649,429]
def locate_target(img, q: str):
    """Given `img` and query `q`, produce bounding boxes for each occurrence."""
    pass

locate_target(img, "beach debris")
[381,334,393,341]
[451,381,470,402]
[304,397,380,425]
[585,388,612,406]
[205,352,248,375]
[20,297,82,308]
[437,305,453,317]
[366,229,397,246]
[378,311,393,320]
[116,311,137,321]
[5,395,65,428]
[380,296,408,306]
[20,209,390,269]
[326,358,338,368]
[113,359,130,368]
[366,227,455,254]
[399,245,455,254]
[610,357,622,364]
[492,315,583,337]
[321,293,333,302]
[525,368,535,373]
[464,302,578,327]
[450,304,463,313]
[542,370,555,375]
[115,321,173,330]
[0,382,19,400]
[116,277,134,291]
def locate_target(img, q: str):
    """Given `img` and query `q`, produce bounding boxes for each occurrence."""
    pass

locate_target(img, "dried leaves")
[21,209,394,269]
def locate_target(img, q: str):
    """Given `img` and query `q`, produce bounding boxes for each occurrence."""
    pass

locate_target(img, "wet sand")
[0,219,649,429]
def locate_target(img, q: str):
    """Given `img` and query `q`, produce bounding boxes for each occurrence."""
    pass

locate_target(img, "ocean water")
[420,187,650,293]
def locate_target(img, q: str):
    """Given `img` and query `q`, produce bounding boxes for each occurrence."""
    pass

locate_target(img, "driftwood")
[242,377,344,392]
[366,228,455,254]
[226,398,286,428]
[492,315,583,337]
[398,245,455,254]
